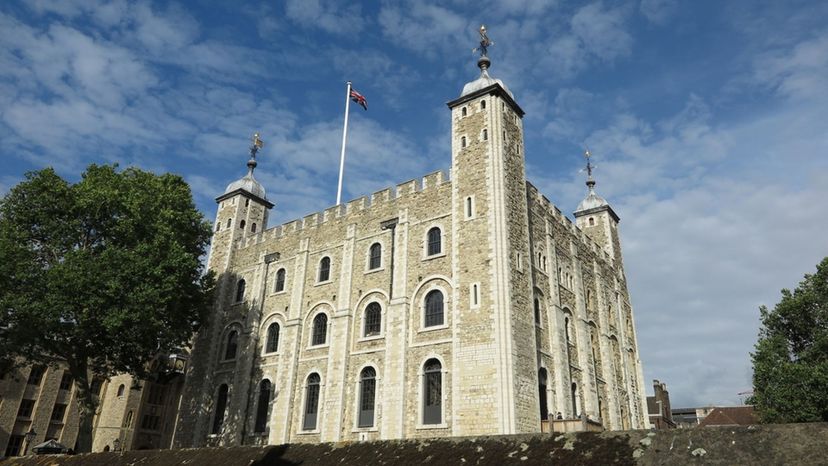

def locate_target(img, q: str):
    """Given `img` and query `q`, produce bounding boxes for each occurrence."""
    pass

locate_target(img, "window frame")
[311,312,328,347]
[423,289,445,329]
[362,302,382,338]
[223,330,239,361]
[317,256,332,283]
[425,227,443,258]
[418,357,447,428]
[368,242,382,271]
[265,322,280,354]
[357,366,377,428]
[253,379,272,434]
[234,279,246,303]
[302,373,322,432]
[211,384,229,435]
[274,268,287,293]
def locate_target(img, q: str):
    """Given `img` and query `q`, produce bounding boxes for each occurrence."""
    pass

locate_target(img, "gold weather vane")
[250,132,264,159]
[472,25,494,57]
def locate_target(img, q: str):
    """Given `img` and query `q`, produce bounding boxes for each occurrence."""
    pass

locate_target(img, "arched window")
[240,219,246,230]
[423,359,442,425]
[538,368,549,421]
[480,100,486,109]
[461,136,467,148]
[534,298,541,325]
[312,313,328,346]
[265,323,280,353]
[427,227,441,256]
[303,373,321,431]
[318,257,331,282]
[482,129,488,141]
[251,222,257,233]
[123,410,133,428]
[117,384,125,397]
[253,379,271,433]
[363,302,381,337]
[224,331,238,360]
[589,217,595,226]
[226,218,232,228]
[274,268,286,292]
[369,243,382,270]
[564,317,571,343]
[215,222,221,232]
[424,290,444,327]
[461,106,467,117]
[235,279,246,302]
[358,367,377,427]
[212,384,229,434]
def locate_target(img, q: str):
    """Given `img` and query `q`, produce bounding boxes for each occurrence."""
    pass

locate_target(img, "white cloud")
[571,2,633,62]
[639,0,677,25]
[285,0,365,36]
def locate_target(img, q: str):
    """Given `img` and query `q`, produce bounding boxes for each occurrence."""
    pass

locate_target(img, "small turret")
[574,150,622,264]
[208,133,274,272]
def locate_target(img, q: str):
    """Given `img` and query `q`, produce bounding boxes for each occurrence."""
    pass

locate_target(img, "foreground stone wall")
[4,424,827,465]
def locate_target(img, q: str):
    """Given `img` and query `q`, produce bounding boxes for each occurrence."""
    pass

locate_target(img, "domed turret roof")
[224,170,266,200]
[576,188,608,212]
[460,56,514,99]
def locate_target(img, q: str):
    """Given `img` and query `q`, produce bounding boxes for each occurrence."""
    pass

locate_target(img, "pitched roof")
[698,406,758,427]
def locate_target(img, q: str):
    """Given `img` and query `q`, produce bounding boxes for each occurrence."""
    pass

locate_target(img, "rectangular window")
[59,372,73,391]
[27,366,45,385]
[51,403,67,423]
[17,399,35,419]
[4,435,24,457]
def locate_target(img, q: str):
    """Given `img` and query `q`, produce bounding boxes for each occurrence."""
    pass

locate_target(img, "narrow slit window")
[472,284,479,306]
[482,129,488,141]
[480,100,486,109]
[461,107,467,117]
[465,197,473,218]
[461,136,466,148]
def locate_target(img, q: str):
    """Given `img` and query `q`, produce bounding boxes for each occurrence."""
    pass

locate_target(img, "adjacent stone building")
[172,53,648,447]
[0,358,186,458]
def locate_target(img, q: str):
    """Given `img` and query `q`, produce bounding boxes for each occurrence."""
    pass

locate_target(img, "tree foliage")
[0,165,214,451]
[751,257,828,423]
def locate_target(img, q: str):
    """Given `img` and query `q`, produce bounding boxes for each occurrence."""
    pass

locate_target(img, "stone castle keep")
[171,53,648,447]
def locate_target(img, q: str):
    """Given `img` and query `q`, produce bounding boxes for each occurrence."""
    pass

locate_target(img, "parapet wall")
[238,170,451,250]
[4,423,826,466]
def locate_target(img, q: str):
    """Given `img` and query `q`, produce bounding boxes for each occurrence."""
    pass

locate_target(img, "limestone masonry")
[172,54,648,448]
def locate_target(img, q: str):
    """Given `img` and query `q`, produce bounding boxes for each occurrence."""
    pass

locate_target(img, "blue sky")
[1,0,827,409]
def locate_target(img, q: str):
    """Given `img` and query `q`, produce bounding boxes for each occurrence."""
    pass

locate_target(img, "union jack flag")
[350,88,368,110]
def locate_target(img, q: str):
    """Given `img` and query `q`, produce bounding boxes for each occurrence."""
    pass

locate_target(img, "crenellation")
[371,187,392,205]
[396,178,419,196]
[346,196,369,214]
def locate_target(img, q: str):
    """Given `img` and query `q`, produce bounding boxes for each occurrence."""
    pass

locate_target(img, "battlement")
[236,169,451,250]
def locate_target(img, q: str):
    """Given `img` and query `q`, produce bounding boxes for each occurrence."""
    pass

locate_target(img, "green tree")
[0,165,214,452]
[751,257,828,423]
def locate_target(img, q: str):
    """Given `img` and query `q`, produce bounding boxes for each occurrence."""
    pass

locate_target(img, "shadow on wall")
[179,269,273,449]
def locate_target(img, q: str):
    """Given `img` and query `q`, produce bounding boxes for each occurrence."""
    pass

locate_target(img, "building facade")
[173,54,648,448]
[0,358,186,458]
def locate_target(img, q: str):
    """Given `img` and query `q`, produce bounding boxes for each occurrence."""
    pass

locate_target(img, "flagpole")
[336,81,352,206]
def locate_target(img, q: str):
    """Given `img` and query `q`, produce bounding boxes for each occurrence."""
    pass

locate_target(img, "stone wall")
[5,424,827,466]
